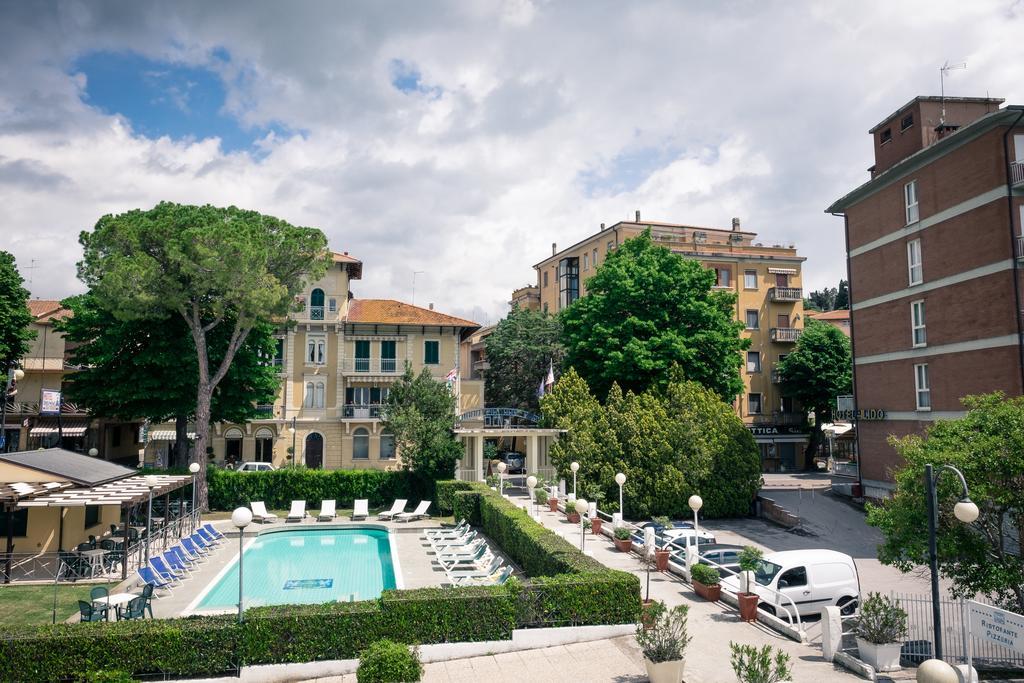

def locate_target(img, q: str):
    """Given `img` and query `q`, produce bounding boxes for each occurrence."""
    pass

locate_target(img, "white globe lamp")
[953,498,979,524]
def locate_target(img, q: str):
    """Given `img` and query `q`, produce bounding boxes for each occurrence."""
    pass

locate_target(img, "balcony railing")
[750,412,806,427]
[1011,161,1024,187]
[253,404,275,419]
[770,327,802,343]
[768,287,802,302]
[342,358,400,374]
[309,305,325,320]
[343,404,383,419]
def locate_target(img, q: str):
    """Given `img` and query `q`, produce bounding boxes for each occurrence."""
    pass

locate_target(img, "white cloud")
[1,0,1023,325]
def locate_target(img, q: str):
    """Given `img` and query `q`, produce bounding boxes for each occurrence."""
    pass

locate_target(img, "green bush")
[357,639,422,683]
[738,546,763,572]
[635,601,691,663]
[435,480,478,515]
[613,526,632,540]
[855,593,908,644]
[207,467,422,511]
[729,642,792,683]
[690,563,720,586]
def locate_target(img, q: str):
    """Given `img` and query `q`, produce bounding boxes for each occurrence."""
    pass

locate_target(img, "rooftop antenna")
[25,259,38,287]
[939,60,967,124]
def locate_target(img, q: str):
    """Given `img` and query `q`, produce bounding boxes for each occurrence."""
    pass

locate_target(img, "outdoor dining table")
[78,548,108,578]
[91,592,138,621]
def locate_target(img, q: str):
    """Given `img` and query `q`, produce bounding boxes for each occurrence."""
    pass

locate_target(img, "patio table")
[92,592,138,621]
[78,548,108,578]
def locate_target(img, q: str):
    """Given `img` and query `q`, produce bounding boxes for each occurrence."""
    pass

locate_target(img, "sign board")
[836,395,854,413]
[39,389,62,415]
[746,425,808,436]
[969,600,1024,655]
[834,408,887,421]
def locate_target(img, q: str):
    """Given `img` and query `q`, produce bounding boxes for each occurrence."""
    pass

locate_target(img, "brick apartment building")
[827,96,1024,499]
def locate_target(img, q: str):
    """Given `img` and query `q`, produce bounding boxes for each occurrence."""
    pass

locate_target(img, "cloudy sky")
[2,1,1023,323]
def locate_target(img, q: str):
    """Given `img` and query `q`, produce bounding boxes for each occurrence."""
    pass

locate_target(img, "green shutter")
[425,341,439,365]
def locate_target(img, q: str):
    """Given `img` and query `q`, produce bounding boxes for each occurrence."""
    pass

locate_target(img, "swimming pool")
[194,527,398,611]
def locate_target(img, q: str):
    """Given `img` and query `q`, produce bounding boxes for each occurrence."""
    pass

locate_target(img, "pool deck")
[136,516,467,618]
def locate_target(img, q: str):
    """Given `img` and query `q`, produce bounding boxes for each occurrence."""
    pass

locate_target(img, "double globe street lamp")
[231,506,253,624]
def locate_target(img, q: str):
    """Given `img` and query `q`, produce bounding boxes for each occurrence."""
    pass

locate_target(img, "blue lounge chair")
[170,545,198,568]
[137,566,171,594]
[201,523,226,541]
[181,537,208,559]
[190,533,213,552]
[163,550,191,576]
[149,557,182,583]
[196,527,221,546]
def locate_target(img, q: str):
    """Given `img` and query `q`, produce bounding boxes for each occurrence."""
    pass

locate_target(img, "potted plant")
[690,563,721,602]
[566,502,581,524]
[590,515,603,535]
[548,488,559,512]
[534,488,549,508]
[855,593,908,673]
[613,526,633,552]
[635,601,692,683]
[737,546,763,622]
[650,517,672,571]
[729,642,792,683]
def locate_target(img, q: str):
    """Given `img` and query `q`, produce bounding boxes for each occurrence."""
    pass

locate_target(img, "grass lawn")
[0,582,119,628]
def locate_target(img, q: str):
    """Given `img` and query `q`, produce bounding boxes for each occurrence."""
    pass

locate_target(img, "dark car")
[497,451,525,474]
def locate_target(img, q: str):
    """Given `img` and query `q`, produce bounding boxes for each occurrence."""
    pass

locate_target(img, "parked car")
[496,451,525,474]
[634,527,716,549]
[667,543,745,574]
[235,462,277,472]
[721,549,861,617]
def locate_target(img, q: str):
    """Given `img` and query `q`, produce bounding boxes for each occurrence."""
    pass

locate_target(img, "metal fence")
[892,592,1024,669]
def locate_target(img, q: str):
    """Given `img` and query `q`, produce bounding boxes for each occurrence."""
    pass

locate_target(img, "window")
[380,431,396,460]
[593,248,598,267]
[84,505,100,529]
[310,288,325,320]
[774,273,789,288]
[0,508,27,537]
[777,314,789,328]
[907,238,923,285]
[304,381,314,407]
[353,428,369,459]
[607,240,614,253]
[905,180,919,224]
[304,381,326,408]
[354,340,370,372]
[778,566,808,588]
[328,298,337,312]
[900,113,914,131]
[780,396,795,414]
[911,300,926,347]
[274,338,284,366]
[744,270,757,289]
[307,336,326,365]
[915,363,931,410]
[557,257,579,309]
[714,267,730,288]
[111,427,121,448]
[583,252,589,271]
[424,340,440,365]
[1015,134,1024,162]
[543,270,548,288]
[746,351,761,373]
[745,310,759,330]
[880,128,892,144]
[748,393,762,415]
[380,340,396,372]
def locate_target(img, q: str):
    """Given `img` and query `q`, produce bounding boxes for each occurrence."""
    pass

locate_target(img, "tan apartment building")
[525,215,808,471]
[150,251,484,471]
[827,95,1024,499]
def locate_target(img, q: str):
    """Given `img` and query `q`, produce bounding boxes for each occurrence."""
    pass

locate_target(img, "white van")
[723,549,860,618]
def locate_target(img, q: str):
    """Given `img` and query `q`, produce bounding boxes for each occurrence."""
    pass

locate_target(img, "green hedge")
[435,480,479,515]
[207,467,423,511]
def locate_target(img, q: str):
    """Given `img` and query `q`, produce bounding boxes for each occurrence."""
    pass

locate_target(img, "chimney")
[429,303,434,310]
[635,210,641,222]
[552,242,557,255]
[600,223,605,231]
[731,217,741,231]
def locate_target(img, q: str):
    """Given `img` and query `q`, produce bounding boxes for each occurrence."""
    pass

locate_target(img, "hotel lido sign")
[969,601,1024,656]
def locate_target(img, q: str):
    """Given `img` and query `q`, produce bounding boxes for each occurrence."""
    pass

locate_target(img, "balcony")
[770,367,782,384]
[309,305,325,320]
[343,404,383,419]
[768,287,802,302]
[1011,161,1024,187]
[750,412,806,427]
[770,327,802,343]
[342,358,401,375]
[253,404,275,419]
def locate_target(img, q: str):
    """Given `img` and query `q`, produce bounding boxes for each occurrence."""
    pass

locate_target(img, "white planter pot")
[856,637,902,672]
[643,657,685,683]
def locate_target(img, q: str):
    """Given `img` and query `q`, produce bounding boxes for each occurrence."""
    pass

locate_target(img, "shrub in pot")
[635,601,692,683]
[737,546,763,622]
[590,516,603,535]
[566,505,581,523]
[855,593,908,673]
[729,642,792,683]
[534,488,548,506]
[613,525,633,552]
[357,639,423,683]
[548,492,559,512]
[690,563,721,602]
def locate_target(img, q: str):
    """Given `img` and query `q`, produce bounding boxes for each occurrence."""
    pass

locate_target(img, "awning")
[148,431,197,441]
[30,419,88,437]
[821,422,854,436]
[17,474,193,508]
[768,267,797,274]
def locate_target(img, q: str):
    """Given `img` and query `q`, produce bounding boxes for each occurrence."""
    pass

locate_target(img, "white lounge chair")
[438,545,494,572]
[317,500,336,522]
[286,500,307,522]
[452,566,514,587]
[251,501,279,524]
[351,499,369,520]
[446,556,503,580]
[377,499,407,520]
[424,520,468,538]
[395,500,431,523]
[435,538,486,560]
[430,530,477,551]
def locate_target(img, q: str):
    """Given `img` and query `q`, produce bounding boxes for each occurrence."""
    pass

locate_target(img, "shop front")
[747,424,810,472]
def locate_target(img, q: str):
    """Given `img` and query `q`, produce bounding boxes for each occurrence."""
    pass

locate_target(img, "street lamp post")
[614,472,626,522]
[575,498,589,552]
[526,475,538,517]
[688,495,703,533]
[143,475,158,566]
[231,506,253,623]
[570,461,579,499]
[497,461,507,496]
[288,417,296,467]
[0,367,24,452]
[924,463,979,662]
[189,462,201,532]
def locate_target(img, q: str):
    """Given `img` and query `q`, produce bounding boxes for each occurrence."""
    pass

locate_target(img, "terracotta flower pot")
[566,512,580,523]
[655,549,671,571]
[738,592,760,622]
[640,599,657,630]
[693,579,721,602]
[614,537,633,552]
[548,499,559,512]
[591,518,603,535]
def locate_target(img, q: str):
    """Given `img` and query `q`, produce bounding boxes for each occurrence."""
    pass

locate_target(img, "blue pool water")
[196,527,396,610]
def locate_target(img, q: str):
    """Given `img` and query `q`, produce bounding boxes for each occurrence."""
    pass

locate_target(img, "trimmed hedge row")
[207,467,423,511]
[435,480,478,515]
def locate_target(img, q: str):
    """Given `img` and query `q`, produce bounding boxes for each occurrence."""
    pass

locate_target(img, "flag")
[537,377,546,399]
[545,361,555,389]
[445,368,458,383]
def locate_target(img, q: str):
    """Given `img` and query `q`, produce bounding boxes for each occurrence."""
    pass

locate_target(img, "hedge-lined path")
[302,636,647,682]
[514,493,863,683]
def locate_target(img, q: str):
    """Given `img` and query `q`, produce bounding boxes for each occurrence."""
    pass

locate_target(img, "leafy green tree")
[867,393,1024,612]
[384,365,463,486]
[777,319,851,461]
[0,251,35,371]
[834,279,850,310]
[560,230,747,401]
[57,293,280,467]
[805,286,837,312]
[77,202,328,507]
[484,306,563,411]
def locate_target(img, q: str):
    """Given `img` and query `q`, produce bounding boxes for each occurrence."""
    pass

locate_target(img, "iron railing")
[309,305,325,320]
[769,287,802,302]
[342,358,401,374]
[770,327,802,343]
[1011,161,1024,187]
[342,404,382,419]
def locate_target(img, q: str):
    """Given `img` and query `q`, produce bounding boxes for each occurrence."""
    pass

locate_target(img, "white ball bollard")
[917,659,959,683]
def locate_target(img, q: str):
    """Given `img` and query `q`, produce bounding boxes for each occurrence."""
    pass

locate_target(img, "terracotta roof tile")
[347,299,480,328]
[27,299,71,323]
[808,309,850,321]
